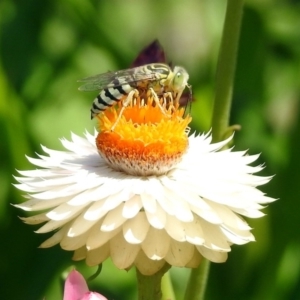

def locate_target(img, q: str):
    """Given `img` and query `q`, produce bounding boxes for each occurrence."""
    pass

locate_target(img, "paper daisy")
[14,96,275,276]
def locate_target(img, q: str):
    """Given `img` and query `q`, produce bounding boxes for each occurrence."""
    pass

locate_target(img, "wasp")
[78,63,191,129]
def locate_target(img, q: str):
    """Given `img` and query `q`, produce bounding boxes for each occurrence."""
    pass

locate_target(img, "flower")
[63,269,107,300]
[14,94,275,276]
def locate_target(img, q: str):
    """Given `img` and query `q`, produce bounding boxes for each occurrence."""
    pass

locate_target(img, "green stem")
[136,264,171,300]
[211,0,245,142]
[184,1,244,298]
[161,271,176,300]
[184,259,210,300]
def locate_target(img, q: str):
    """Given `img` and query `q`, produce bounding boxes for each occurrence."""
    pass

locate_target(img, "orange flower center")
[95,96,191,176]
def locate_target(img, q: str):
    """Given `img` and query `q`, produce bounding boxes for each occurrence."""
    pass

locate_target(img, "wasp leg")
[162,92,174,107]
[110,89,139,131]
[162,92,178,113]
[163,92,173,102]
[148,88,166,115]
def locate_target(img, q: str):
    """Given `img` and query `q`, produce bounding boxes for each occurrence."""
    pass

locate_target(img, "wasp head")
[172,66,189,92]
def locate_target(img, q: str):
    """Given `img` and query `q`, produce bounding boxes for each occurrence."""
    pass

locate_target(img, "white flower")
[14,98,275,275]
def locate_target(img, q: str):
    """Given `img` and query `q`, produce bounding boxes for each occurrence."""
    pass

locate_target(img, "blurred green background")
[1,0,299,299]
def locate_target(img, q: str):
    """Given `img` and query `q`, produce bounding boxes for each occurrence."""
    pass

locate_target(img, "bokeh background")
[1,0,300,299]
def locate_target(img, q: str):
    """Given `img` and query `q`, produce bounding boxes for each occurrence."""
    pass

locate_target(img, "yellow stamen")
[96,96,191,176]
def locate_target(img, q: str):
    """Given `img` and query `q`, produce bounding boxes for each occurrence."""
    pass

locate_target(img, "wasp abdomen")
[91,83,133,118]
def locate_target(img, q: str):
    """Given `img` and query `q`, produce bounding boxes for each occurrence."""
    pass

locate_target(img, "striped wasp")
[78,43,191,130]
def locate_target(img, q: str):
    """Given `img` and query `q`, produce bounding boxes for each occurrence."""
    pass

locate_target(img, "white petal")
[46,203,85,221]
[101,203,126,231]
[19,213,49,225]
[36,219,70,233]
[135,251,166,276]
[102,183,134,211]
[145,203,167,229]
[164,215,186,242]
[17,174,77,190]
[131,178,147,194]
[15,169,61,178]
[86,224,121,250]
[140,193,157,214]
[76,180,122,203]
[60,230,88,250]
[84,200,108,221]
[39,226,68,248]
[142,227,170,260]
[199,220,231,251]
[72,246,87,261]
[161,187,191,222]
[122,195,143,218]
[14,197,68,211]
[220,225,255,245]
[86,243,110,266]
[231,207,266,218]
[164,240,194,267]
[184,217,205,246]
[206,200,251,230]
[185,250,203,268]
[67,214,99,237]
[189,201,222,224]
[85,130,97,144]
[26,156,56,169]
[123,212,149,244]
[164,182,222,224]
[67,185,109,206]
[157,189,175,216]
[110,232,140,269]
[161,180,194,222]
[196,246,228,263]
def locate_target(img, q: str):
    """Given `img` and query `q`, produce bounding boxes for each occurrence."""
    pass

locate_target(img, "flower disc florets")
[96,96,191,176]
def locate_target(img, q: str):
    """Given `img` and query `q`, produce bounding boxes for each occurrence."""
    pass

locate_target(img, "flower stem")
[136,264,171,300]
[183,259,210,300]
[161,271,176,300]
[185,1,245,298]
[211,0,245,142]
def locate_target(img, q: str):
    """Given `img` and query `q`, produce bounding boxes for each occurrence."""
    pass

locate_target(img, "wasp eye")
[173,71,187,91]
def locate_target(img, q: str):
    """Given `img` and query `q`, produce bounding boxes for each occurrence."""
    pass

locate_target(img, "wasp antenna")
[187,84,193,99]
[188,85,193,115]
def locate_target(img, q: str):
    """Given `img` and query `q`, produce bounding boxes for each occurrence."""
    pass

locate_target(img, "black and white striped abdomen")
[91,81,133,119]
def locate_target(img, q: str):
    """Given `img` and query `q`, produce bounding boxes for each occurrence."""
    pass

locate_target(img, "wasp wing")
[77,64,170,92]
